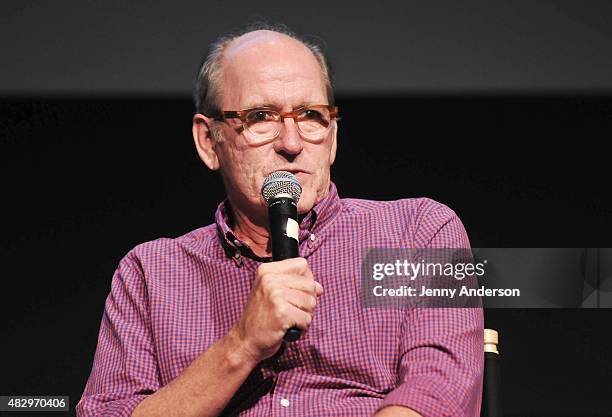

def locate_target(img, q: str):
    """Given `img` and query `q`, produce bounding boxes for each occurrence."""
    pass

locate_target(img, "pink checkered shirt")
[77,182,483,417]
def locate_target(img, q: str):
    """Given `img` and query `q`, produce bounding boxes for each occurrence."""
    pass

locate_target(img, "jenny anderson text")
[372,285,520,298]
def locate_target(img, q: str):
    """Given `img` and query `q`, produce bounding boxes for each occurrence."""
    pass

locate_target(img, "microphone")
[261,171,303,342]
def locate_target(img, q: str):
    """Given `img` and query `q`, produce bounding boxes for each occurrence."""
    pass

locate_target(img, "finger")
[314,281,323,296]
[262,257,309,275]
[261,273,318,294]
[284,305,313,332]
[284,288,317,313]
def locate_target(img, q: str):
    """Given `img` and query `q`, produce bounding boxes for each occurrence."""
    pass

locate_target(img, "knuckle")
[260,273,276,287]
[275,304,288,320]
[303,294,314,309]
[309,295,317,308]
[269,287,285,303]
[295,257,308,272]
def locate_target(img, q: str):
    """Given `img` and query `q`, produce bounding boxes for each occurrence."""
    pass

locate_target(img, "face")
[193,31,337,221]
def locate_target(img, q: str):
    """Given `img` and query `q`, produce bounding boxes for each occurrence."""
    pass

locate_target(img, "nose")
[273,117,304,156]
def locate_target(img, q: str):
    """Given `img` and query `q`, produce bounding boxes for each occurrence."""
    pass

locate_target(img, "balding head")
[193,23,334,120]
[223,30,307,61]
[219,30,327,112]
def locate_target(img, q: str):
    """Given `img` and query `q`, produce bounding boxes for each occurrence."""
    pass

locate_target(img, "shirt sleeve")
[377,207,484,417]
[77,250,160,417]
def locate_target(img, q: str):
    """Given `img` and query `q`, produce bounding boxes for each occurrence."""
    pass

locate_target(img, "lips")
[266,168,309,176]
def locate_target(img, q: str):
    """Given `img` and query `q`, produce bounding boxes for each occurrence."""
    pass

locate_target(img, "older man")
[77,24,483,417]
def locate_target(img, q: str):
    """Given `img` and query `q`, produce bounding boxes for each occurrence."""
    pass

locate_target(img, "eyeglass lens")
[245,107,331,139]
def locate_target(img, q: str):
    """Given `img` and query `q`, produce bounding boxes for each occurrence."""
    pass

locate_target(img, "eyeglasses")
[208,104,339,144]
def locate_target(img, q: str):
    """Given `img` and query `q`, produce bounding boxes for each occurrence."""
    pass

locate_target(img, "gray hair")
[193,22,335,139]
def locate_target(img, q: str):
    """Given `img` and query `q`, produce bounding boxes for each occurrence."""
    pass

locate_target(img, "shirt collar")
[215,181,341,262]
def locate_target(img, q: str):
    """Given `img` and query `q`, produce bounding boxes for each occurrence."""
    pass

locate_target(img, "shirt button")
[233,239,242,247]
[280,398,290,407]
[309,233,316,241]
[232,251,242,267]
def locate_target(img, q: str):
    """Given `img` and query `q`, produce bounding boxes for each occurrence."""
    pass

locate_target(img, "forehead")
[219,31,327,109]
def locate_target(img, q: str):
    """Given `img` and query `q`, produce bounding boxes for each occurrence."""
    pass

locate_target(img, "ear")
[192,113,220,171]
[329,120,338,165]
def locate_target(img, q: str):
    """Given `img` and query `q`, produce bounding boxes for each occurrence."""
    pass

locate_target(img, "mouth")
[265,168,310,177]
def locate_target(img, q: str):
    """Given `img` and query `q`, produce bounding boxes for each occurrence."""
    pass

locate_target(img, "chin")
[296,177,330,214]
[297,191,317,215]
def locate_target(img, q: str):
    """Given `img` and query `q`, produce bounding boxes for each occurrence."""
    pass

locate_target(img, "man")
[77,24,483,417]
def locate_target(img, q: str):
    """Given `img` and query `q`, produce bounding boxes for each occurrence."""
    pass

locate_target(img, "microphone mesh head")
[261,171,302,204]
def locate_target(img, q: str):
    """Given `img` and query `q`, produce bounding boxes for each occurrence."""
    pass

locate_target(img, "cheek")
[221,144,272,196]
[301,148,334,203]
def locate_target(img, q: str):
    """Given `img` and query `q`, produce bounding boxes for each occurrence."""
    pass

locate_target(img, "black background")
[2,96,611,416]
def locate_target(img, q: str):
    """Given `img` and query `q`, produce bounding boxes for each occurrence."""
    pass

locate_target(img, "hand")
[231,257,323,363]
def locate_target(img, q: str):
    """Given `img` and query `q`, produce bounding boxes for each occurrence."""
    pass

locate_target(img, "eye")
[300,109,324,120]
[247,110,277,122]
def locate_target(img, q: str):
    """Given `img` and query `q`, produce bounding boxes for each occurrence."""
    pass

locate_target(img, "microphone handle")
[268,197,302,342]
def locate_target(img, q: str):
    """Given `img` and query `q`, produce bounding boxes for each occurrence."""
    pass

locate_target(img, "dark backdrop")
[3,1,612,95]
[2,95,611,416]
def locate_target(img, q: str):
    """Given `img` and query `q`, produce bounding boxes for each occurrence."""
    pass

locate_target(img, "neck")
[230,205,272,258]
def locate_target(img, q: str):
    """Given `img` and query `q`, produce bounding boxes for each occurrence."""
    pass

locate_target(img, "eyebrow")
[241,102,279,110]
[240,101,320,111]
